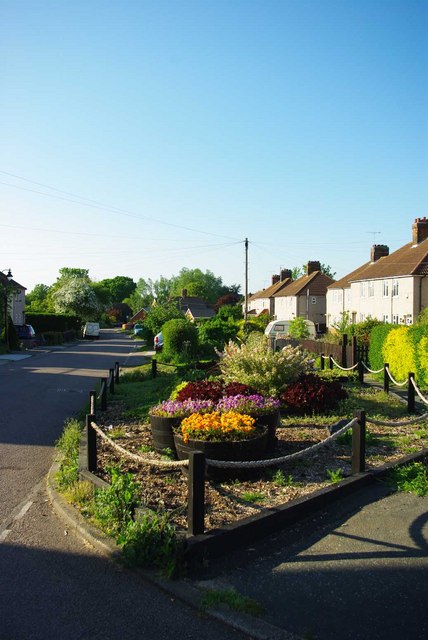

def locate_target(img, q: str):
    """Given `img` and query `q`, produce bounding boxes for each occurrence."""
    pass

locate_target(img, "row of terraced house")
[246,217,428,332]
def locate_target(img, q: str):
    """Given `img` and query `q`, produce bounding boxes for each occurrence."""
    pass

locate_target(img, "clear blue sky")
[1,0,427,294]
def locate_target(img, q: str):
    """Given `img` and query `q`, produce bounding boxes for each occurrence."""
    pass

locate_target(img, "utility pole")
[244,238,248,322]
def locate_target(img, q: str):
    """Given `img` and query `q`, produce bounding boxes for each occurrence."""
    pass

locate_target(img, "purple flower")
[216,394,279,415]
[150,399,214,418]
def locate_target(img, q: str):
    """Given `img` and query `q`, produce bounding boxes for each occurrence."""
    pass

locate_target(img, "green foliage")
[270,469,295,487]
[161,318,199,363]
[143,302,183,336]
[25,312,81,333]
[55,419,82,488]
[409,324,428,388]
[119,510,180,576]
[387,462,428,496]
[368,324,395,372]
[169,267,225,304]
[26,283,51,312]
[237,317,269,341]
[197,316,239,355]
[42,331,65,345]
[326,468,343,483]
[349,317,383,347]
[288,316,310,339]
[332,311,352,336]
[201,588,264,616]
[241,491,266,503]
[93,466,140,538]
[220,333,309,397]
[97,276,136,305]
[52,275,100,320]
[382,327,416,383]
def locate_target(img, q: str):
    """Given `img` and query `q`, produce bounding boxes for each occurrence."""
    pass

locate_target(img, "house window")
[368,281,374,297]
[392,279,399,297]
[360,282,366,298]
[311,297,316,304]
[383,280,389,297]
[360,313,365,322]
[406,316,413,325]
[392,314,399,324]
[383,314,389,323]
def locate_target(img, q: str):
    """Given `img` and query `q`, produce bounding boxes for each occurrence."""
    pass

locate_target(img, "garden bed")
[92,385,428,534]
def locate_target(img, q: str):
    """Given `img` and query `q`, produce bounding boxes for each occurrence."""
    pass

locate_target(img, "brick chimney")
[280,269,292,281]
[306,261,320,275]
[271,274,280,285]
[370,244,389,262]
[412,217,428,245]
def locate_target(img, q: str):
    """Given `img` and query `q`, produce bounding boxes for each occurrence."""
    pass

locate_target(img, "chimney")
[370,244,389,262]
[271,274,280,285]
[412,217,428,245]
[280,269,292,281]
[306,261,320,275]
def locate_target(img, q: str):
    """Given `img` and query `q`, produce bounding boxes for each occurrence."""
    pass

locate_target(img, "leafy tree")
[26,284,51,312]
[288,317,310,339]
[216,303,243,321]
[170,268,224,304]
[152,276,172,304]
[214,293,241,312]
[52,276,99,320]
[97,276,136,305]
[143,302,183,336]
[122,290,145,315]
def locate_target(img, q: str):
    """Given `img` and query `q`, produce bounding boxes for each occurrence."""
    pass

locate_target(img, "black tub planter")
[149,415,180,455]
[255,409,280,447]
[173,427,269,480]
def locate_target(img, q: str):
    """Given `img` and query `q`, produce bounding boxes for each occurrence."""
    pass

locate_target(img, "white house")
[1,271,26,326]
[326,217,428,327]
[245,269,292,317]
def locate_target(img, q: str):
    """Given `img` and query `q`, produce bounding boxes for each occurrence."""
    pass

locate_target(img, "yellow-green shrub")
[382,327,416,383]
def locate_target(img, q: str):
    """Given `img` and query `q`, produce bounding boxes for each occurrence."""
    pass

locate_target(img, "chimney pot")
[271,274,280,285]
[370,244,389,262]
[412,217,428,244]
[306,261,320,275]
[280,268,292,281]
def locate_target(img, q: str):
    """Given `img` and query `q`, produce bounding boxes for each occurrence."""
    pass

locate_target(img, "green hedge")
[368,324,395,373]
[26,313,81,333]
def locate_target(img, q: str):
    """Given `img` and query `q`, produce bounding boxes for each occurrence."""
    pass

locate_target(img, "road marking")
[0,479,44,544]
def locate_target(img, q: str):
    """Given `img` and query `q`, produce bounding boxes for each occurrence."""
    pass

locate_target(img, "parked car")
[82,322,100,339]
[133,323,144,337]
[154,331,164,352]
[14,324,40,348]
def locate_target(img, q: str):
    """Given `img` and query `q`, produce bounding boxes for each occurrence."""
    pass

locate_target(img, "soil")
[92,397,428,534]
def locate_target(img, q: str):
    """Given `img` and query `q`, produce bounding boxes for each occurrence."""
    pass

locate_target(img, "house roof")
[329,237,428,288]
[273,271,334,297]
[172,295,215,318]
[248,277,292,301]
[0,272,26,290]
[185,305,216,319]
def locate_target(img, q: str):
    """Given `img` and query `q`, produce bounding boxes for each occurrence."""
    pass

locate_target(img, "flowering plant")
[150,399,215,418]
[179,411,256,443]
[175,379,257,402]
[216,394,280,416]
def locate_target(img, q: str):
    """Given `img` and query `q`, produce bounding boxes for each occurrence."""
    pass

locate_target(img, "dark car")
[14,324,40,348]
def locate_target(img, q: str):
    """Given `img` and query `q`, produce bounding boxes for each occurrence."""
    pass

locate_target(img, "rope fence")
[385,366,408,387]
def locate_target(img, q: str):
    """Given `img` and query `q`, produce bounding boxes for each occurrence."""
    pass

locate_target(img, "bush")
[280,373,348,415]
[93,466,140,538]
[197,317,239,355]
[219,333,309,397]
[161,318,199,363]
[382,327,416,384]
[42,331,64,345]
[26,313,81,333]
[55,419,82,488]
[368,324,395,372]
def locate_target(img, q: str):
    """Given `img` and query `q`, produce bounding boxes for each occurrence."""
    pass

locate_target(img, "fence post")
[383,363,389,395]
[152,358,157,378]
[329,355,333,370]
[109,368,115,395]
[352,410,366,474]
[351,335,358,367]
[320,353,325,370]
[85,413,97,472]
[114,361,120,384]
[341,334,348,368]
[188,451,205,536]
[358,361,364,385]
[407,372,415,413]
[89,389,97,416]
[100,377,107,410]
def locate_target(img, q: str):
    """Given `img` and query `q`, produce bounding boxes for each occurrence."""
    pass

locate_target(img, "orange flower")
[179,411,256,443]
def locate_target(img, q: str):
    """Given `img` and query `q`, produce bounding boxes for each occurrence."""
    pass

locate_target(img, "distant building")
[0,271,26,326]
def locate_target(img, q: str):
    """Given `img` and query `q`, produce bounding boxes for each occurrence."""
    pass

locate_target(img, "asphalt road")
[0,331,246,640]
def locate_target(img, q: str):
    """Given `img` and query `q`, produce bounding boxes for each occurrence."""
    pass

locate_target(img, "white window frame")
[383,280,389,297]
[368,281,374,297]
[392,279,399,297]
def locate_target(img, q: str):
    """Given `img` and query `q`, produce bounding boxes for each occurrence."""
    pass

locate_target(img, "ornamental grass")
[179,411,256,443]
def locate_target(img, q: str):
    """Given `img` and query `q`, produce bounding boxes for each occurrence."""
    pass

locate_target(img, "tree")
[97,276,136,305]
[170,268,224,304]
[292,264,336,279]
[52,276,99,320]
[122,290,144,315]
[143,301,183,336]
[26,284,51,312]
[288,317,310,339]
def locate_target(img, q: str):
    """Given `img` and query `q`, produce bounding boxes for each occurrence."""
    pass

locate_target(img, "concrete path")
[197,482,428,639]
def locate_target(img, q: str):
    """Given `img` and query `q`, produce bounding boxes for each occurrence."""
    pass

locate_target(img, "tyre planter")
[255,409,280,447]
[173,427,269,480]
[149,415,180,456]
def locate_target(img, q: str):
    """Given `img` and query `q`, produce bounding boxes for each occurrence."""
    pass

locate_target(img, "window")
[392,315,399,324]
[383,280,389,297]
[368,281,374,297]
[311,296,316,304]
[406,316,413,325]
[360,313,365,322]
[392,279,399,297]
[360,282,366,298]
[383,314,389,323]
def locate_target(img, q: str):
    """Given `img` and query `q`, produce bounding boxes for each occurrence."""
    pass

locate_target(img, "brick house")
[245,269,293,317]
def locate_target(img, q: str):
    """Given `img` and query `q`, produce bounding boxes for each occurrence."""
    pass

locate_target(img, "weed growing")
[200,587,264,616]
[387,462,428,496]
[326,468,343,483]
[55,418,82,488]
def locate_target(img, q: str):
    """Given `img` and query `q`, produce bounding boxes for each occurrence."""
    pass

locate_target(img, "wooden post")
[358,360,364,385]
[407,372,415,413]
[329,355,333,370]
[100,377,107,410]
[114,361,120,384]
[351,335,358,367]
[188,451,205,536]
[320,353,325,370]
[152,358,157,378]
[89,389,96,416]
[85,413,97,472]
[383,363,389,394]
[109,368,115,394]
[341,333,348,368]
[352,410,366,474]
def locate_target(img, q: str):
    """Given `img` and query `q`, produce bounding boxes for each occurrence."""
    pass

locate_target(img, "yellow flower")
[179,411,256,443]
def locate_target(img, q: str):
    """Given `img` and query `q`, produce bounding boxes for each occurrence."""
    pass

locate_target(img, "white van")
[82,322,100,339]
[264,319,316,340]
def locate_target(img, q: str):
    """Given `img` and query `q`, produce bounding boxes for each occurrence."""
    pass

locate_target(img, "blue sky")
[1,0,427,294]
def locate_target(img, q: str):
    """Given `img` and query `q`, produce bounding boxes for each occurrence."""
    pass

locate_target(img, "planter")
[149,415,181,455]
[255,409,280,447]
[173,427,269,480]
